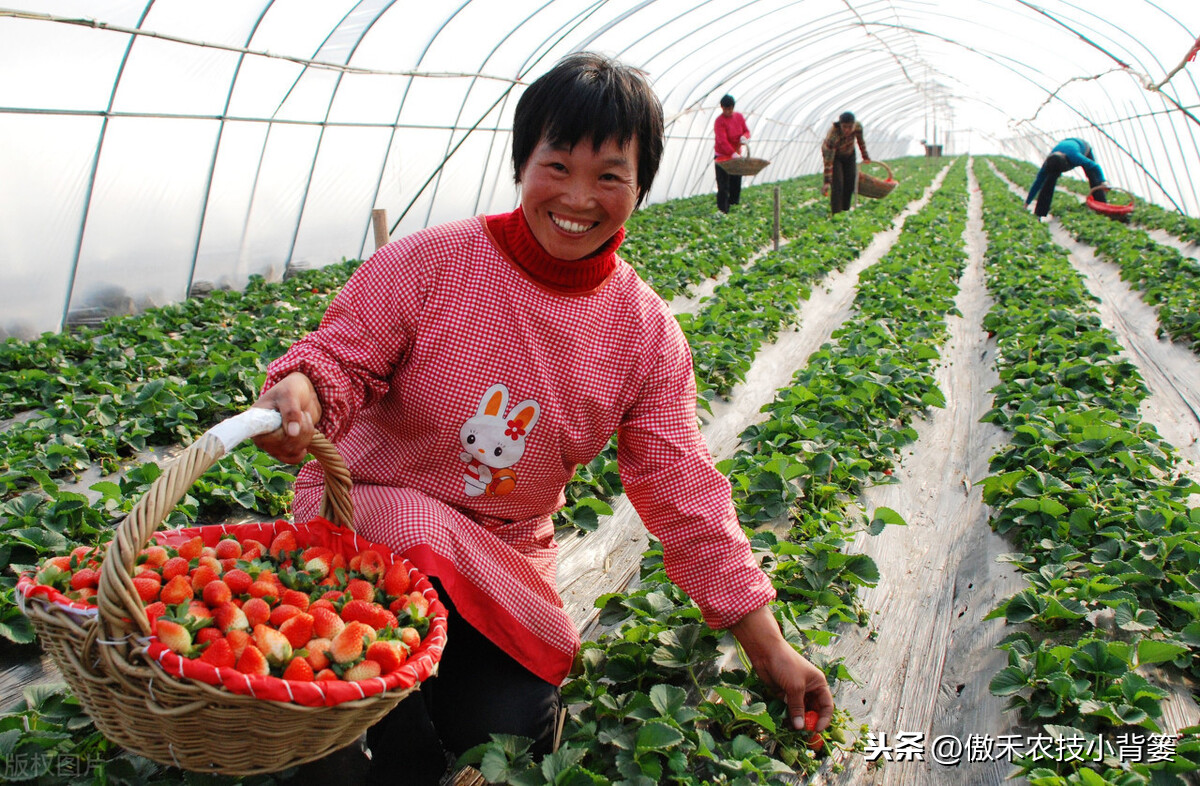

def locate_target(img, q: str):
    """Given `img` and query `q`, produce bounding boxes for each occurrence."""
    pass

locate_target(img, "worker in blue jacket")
[1026,138,1109,218]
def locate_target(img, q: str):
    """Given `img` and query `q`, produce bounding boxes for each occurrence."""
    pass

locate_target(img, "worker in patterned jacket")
[1026,137,1109,219]
[252,52,834,785]
[821,111,871,214]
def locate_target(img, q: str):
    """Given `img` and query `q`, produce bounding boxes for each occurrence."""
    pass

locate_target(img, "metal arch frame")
[1048,1,1200,210]
[25,0,1200,336]
[184,1,277,300]
[469,0,617,218]
[59,0,155,331]
[420,0,564,229]
[221,0,390,286]
[386,0,620,233]
[355,0,477,250]
[283,0,402,271]
[645,7,882,196]
[852,16,1194,211]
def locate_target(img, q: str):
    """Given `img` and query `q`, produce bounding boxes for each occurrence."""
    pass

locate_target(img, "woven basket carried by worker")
[857,160,897,199]
[717,144,770,177]
[18,408,448,776]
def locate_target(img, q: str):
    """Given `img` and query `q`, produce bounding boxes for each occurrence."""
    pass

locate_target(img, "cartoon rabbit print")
[460,383,540,497]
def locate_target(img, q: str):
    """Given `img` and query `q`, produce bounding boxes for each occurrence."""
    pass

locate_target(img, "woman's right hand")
[252,372,322,464]
[821,183,830,196]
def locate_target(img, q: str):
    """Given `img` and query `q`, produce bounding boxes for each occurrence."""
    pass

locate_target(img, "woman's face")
[520,136,639,261]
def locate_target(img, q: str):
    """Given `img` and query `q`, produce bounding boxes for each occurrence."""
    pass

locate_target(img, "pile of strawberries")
[30,528,433,685]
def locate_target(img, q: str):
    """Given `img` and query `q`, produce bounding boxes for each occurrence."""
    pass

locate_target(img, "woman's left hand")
[731,605,834,731]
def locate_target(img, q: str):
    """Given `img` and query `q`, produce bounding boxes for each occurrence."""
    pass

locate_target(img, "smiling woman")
[247,50,833,784]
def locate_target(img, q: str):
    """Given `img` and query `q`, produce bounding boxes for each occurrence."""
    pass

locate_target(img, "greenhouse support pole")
[773,186,780,251]
[372,209,390,251]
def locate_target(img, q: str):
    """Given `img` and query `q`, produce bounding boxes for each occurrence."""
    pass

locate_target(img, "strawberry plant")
[974,160,1200,783]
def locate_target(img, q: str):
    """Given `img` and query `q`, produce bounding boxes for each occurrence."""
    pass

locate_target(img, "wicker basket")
[857,161,897,199]
[717,144,770,177]
[21,408,447,775]
[1086,185,1134,219]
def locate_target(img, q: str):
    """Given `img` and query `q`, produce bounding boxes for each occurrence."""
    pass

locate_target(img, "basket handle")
[1089,184,1134,205]
[96,408,353,638]
[862,160,894,181]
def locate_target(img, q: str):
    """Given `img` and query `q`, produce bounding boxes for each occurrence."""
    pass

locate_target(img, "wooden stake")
[773,186,780,251]
[371,209,389,251]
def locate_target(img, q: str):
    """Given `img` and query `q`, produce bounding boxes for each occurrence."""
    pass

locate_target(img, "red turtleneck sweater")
[263,209,774,684]
[485,206,624,293]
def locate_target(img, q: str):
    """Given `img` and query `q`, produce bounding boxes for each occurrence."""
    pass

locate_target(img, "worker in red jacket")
[713,94,751,213]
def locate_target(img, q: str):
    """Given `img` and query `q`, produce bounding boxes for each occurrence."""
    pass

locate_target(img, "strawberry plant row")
[989,157,1200,354]
[991,156,1200,245]
[454,161,973,784]
[553,160,945,531]
[973,161,1200,785]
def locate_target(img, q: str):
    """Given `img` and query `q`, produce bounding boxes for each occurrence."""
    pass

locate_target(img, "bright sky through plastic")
[0,0,1196,338]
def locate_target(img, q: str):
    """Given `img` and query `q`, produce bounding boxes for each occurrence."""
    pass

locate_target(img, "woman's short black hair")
[839,111,856,124]
[512,52,664,206]
[719,94,735,109]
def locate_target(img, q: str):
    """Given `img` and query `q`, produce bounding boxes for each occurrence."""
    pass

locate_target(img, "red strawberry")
[240,538,266,560]
[309,598,336,614]
[160,575,194,605]
[162,556,190,581]
[242,597,271,628]
[68,546,95,566]
[346,579,375,603]
[252,624,294,666]
[304,552,334,580]
[214,538,242,560]
[282,657,315,682]
[200,637,236,668]
[355,550,387,582]
[805,711,824,752]
[319,590,344,603]
[366,640,406,674]
[72,587,98,602]
[329,622,372,664]
[202,580,232,608]
[214,602,250,632]
[406,592,429,617]
[281,589,310,611]
[247,580,279,601]
[220,558,239,573]
[278,613,315,650]
[269,604,303,628]
[186,601,214,624]
[305,638,332,671]
[380,610,399,630]
[132,575,162,603]
[144,601,167,627]
[223,568,253,596]
[343,659,382,682]
[312,607,346,640]
[190,565,220,593]
[399,627,421,651]
[382,562,410,597]
[177,536,205,561]
[195,626,223,645]
[197,555,223,575]
[226,629,251,659]
[315,669,339,682]
[35,558,71,589]
[140,545,169,568]
[269,530,299,559]
[154,619,193,655]
[341,599,386,629]
[235,643,270,676]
